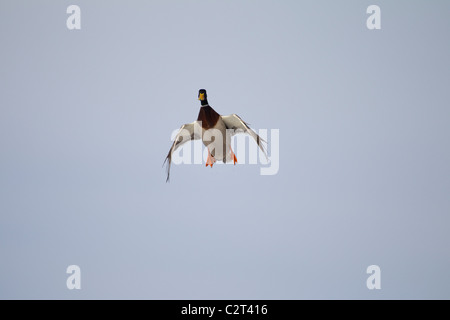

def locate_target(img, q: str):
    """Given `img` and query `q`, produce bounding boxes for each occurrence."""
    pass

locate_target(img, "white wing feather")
[221,114,268,159]
[164,121,201,182]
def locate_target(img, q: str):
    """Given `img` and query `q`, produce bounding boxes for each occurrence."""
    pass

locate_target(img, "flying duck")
[164,89,267,182]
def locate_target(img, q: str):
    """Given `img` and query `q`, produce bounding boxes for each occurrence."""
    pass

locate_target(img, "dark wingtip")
[164,155,172,183]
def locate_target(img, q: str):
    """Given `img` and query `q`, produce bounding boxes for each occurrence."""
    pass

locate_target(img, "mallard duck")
[164,89,267,182]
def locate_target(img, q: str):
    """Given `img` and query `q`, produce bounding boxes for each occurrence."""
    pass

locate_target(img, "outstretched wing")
[221,114,268,159]
[164,121,202,182]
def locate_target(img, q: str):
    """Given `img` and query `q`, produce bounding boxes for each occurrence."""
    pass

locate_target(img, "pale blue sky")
[0,0,449,299]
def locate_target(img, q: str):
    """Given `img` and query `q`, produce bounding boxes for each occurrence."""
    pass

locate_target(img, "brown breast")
[197,106,221,129]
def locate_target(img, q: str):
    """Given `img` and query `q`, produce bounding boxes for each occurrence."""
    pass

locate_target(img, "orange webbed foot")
[230,147,238,165]
[206,149,216,168]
